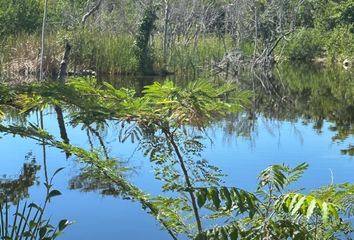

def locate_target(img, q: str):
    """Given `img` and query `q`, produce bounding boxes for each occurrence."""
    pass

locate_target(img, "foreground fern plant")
[194,163,353,240]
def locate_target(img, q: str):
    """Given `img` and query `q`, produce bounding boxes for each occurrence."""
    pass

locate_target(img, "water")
[0,63,353,239]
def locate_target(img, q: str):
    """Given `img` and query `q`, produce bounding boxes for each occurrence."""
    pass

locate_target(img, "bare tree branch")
[82,0,103,27]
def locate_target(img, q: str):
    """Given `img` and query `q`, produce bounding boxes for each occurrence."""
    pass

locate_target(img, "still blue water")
[1,64,353,239]
[1,113,353,239]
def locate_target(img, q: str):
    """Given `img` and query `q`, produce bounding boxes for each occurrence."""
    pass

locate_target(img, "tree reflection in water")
[0,152,40,204]
[216,63,354,155]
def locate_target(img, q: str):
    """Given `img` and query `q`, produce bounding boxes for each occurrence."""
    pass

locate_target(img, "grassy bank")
[0,30,232,80]
[1,28,352,82]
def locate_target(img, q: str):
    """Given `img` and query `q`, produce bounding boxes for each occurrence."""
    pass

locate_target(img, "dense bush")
[326,26,354,61]
[284,28,323,61]
[0,0,42,37]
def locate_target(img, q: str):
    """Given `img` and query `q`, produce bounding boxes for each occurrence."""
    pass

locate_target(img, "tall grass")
[70,31,232,76]
[1,31,233,80]
[0,33,61,82]
[67,30,138,75]
[165,36,232,75]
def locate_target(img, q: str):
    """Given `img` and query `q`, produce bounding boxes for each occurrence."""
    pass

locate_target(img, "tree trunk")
[57,41,72,82]
[39,0,48,81]
[163,129,203,234]
[55,41,72,158]
[163,0,171,72]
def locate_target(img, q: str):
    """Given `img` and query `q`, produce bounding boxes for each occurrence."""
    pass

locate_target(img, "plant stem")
[163,129,203,234]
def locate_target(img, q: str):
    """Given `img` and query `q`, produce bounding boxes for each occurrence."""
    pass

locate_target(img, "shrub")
[284,28,324,61]
[325,26,354,62]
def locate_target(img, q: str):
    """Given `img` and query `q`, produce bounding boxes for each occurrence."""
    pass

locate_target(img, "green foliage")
[141,80,250,129]
[196,187,258,216]
[134,4,159,74]
[312,183,354,217]
[325,26,354,61]
[313,0,354,31]
[258,162,308,191]
[279,0,354,61]
[275,193,339,222]
[46,0,87,29]
[67,30,138,74]
[194,163,352,240]
[283,28,324,61]
[167,36,232,75]
[0,0,42,37]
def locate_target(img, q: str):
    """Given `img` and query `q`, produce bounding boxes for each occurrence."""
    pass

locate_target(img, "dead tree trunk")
[39,0,48,80]
[163,0,171,73]
[55,41,72,157]
[54,106,70,154]
[57,41,72,82]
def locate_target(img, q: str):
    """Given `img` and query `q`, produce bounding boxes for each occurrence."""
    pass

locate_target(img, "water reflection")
[217,63,354,155]
[69,166,124,196]
[0,153,40,204]
[98,64,353,156]
[0,63,353,239]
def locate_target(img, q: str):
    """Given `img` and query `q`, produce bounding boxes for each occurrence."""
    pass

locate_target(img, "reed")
[1,31,234,80]
[0,33,61,82]
[68,30,138,75]
[166,36,232,75]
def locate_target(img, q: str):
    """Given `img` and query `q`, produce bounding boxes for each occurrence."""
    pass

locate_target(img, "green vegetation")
[281,0,354,62]
[1,0,352,80]
[282,28,323,61]
[134,4,159,74]
[0,0,353,239]
[0,0,41,37]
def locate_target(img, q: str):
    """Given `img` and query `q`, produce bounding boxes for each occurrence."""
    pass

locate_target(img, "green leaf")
[289,194,300,211]
[58,219,71,231]
[197,189,207,208]
[328,204,339,220]
[51,167,65,181]
[291,196,306,215]
[229,226,238,240]
[22,231,33,237]
[47,190,62,200]
[220,187,232,210]
[208,187,221,209]
[322,202,329,222]
[39,226,47,238]
[28,203,43,212]
[306,199,317,220]
[29,220,37,229]
[219,227,228,240]
[232,188,245,212]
